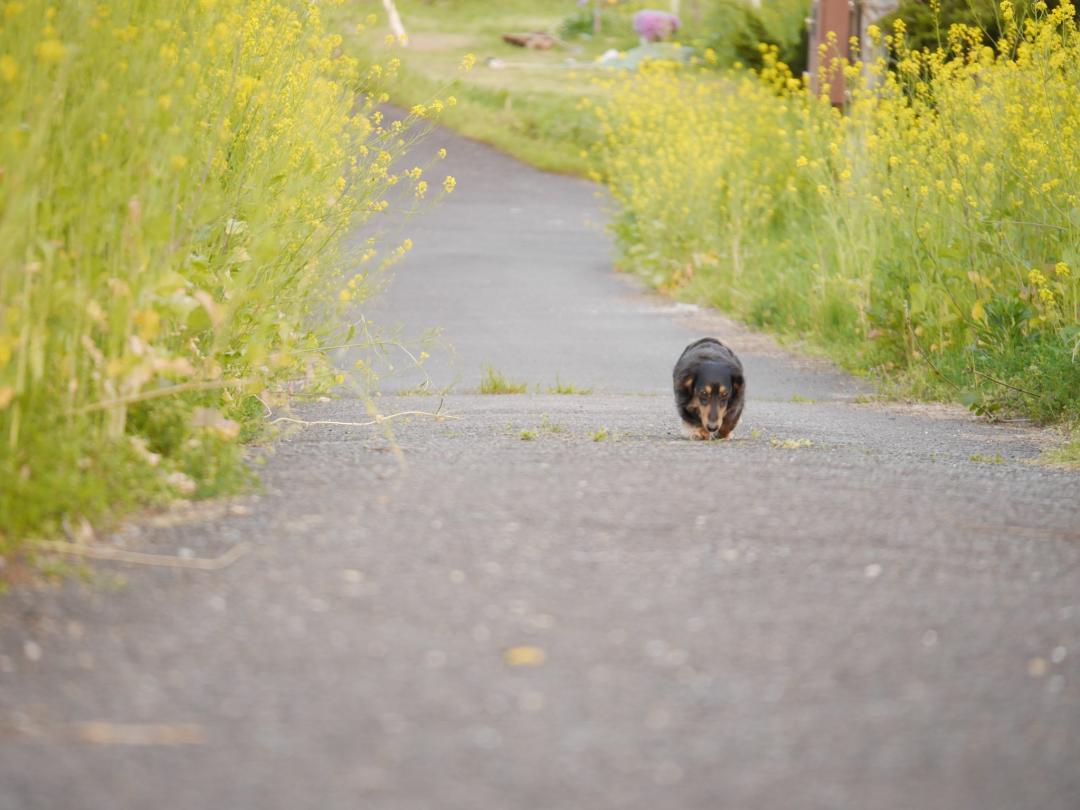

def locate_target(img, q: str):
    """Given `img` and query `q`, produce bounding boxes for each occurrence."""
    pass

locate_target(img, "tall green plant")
[0,1,434,547]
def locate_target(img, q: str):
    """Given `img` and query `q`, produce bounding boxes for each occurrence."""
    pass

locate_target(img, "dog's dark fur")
[673,337,745,440]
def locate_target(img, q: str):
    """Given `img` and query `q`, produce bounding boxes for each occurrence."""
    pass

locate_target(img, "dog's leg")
[719,404,743,440]
[681,422,709,440]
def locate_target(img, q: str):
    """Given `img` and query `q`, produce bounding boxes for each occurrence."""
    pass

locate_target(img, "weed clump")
[479,367,528,394]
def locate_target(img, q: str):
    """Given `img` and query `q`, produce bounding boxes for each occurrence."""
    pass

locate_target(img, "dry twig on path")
[37,540,253,570]
[265,396,460,429]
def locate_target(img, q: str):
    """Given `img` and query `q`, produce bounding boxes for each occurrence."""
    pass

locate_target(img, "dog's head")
[679,361,743,436]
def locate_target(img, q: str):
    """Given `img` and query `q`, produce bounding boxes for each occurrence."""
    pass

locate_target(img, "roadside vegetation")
[0,1,434,553]
[596,3,1080,423]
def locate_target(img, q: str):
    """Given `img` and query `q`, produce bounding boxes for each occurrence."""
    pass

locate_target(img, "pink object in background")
[632,9,681,43]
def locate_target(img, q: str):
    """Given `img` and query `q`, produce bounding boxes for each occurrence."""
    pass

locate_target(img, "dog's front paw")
[681,422,710,440]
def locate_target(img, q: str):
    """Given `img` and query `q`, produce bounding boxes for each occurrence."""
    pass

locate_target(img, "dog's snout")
[706,400,726,432]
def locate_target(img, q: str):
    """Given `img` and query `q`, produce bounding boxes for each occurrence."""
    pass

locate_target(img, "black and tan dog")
[673,337,745,440]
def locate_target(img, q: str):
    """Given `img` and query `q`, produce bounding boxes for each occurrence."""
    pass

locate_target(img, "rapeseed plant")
[597,2,1080,421]
[0,1,434,548]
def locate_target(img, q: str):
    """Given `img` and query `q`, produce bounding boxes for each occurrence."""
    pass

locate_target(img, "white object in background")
[381,0,408,46]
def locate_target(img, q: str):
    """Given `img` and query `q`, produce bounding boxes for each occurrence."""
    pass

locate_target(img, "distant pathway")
[2,120,1080,810]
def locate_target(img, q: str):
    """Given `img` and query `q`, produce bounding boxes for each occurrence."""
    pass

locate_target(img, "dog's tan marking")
[688,400,707,429]
[680,375,694,389]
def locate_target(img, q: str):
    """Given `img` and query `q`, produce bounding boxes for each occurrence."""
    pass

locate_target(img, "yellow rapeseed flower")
[0,54,16,82]
[35,38,66,63]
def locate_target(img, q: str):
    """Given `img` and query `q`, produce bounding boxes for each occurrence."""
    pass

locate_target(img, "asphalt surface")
[3,118,1080,810]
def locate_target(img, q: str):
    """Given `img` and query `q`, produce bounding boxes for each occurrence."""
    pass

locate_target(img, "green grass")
[591,427,610,442]
[548,376,593,395]
[479,366,528,394]
[770,437,813,449]
[1042,431,1080,468]
[514,416,581,440]
[540,414,566,433]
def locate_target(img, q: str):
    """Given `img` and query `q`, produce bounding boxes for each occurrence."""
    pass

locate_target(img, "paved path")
[2,121,1080,810]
